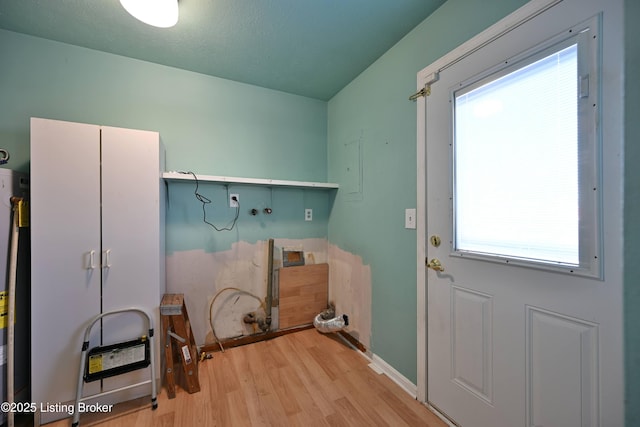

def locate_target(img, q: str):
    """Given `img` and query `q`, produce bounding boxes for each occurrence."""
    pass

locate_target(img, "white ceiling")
[0,0,445,100]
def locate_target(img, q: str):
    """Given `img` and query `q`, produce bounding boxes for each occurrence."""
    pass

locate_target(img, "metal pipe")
[208,287,265,353]
[7,197,22,427]
[265,238,274,329]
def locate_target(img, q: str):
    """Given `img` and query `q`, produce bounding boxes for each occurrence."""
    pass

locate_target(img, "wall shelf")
[163,171,339,189]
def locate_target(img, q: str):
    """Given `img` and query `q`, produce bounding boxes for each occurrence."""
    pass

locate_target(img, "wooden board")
[279,263,328,329]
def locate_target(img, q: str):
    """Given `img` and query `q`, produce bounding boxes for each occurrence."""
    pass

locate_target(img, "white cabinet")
[30,118,165,425]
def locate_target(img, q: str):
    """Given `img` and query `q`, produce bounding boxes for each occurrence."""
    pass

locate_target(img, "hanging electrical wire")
[183,171,240,231]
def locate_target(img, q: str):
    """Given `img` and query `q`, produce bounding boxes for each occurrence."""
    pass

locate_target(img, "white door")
[422,0,623,426]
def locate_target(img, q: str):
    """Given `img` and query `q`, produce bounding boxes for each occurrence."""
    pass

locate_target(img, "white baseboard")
[334,333,418,401]
[369,354,418,399]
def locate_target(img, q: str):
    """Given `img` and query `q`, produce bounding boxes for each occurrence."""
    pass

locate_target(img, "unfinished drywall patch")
[328,244,372,351]
[166,238,328,346]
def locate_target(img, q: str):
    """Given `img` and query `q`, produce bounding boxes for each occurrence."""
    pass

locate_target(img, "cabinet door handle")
[87,250,97,270]
[103,249,112,268]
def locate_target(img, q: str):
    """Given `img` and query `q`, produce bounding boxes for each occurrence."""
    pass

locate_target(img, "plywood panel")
[279,263,328,329]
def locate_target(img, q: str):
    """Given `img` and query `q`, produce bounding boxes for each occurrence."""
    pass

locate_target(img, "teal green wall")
[0,30,327,180]
[327,0,530,383]
[166,182,331,253]
[0,30,330,252]
[625,0,640,423]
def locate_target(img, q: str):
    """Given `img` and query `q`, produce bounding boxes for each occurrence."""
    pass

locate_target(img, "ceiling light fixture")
[120,0,179,28]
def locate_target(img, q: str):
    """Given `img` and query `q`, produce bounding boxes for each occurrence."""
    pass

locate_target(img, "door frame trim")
[414,0,564,405]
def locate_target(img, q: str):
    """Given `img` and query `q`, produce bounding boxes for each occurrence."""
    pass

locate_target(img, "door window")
[452,25,601,277]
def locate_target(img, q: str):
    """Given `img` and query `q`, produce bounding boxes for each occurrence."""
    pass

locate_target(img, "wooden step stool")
[160,293,200,398]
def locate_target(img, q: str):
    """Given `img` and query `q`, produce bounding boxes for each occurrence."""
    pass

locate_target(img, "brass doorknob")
[426,258,444,272]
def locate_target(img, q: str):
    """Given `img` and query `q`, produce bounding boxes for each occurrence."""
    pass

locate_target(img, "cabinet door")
[30,118,102,419]
[100,125,162,394]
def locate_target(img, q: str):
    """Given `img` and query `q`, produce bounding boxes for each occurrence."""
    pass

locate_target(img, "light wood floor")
[48,329,446,426]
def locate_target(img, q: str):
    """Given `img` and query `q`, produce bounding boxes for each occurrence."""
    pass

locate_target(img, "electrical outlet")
[305,208,313,221]
[230,193,239,207]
